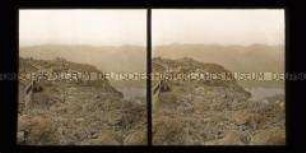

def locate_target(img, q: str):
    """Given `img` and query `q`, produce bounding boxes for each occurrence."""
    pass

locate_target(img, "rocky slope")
[18,57,147,145]
[152,57,285,145]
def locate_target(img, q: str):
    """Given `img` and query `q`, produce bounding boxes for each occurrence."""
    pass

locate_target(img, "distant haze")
[20,45,146,73]
[153,9,284,46]
[19,9,146,47]
[154,44,284,73]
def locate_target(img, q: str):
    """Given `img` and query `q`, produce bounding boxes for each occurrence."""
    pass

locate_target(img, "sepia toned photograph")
[17,8,286,146]
[152,9,285,145]
[4,0,306,152]
[18,9,147,145]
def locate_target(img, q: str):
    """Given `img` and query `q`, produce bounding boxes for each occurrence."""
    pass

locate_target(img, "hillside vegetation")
[18,57,147,145]
[152,57,285,145]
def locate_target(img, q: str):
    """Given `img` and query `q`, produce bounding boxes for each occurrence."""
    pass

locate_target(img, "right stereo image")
[152,9,285,145]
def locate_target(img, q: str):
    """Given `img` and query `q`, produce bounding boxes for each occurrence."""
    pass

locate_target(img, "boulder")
[88,131,120,145]
[250,129,285,145]
[206,131,244,145]
[18,115,56,144]
[124,130,146,145]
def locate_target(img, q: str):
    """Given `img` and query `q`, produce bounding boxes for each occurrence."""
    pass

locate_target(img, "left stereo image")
[17,9,147,145]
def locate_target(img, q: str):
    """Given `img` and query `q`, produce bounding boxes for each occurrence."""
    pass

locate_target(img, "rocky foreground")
[152,57,285,145]
[17,57,285,145]
[18,57,147,145]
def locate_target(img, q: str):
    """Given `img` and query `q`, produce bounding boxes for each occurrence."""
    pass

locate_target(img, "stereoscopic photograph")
[17,8,285,146]
[18,9,147,145]
[152,9,285,145]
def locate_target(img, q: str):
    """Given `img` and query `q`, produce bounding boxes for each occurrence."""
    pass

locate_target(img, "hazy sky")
[153,9,285,46]
[20,9,284,47]
[19,9,146,47]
